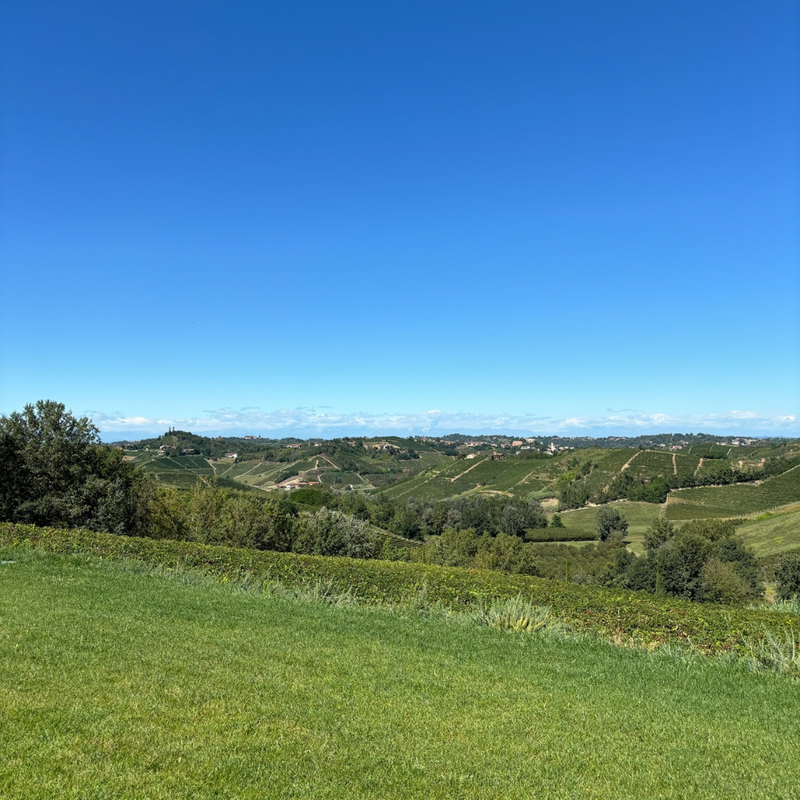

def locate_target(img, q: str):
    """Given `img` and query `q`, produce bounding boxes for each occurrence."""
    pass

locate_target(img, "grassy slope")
[1,549,799,799]
[737,505,800,557]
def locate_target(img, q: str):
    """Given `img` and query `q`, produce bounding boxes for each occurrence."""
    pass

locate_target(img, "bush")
[0,400,151,535]
[701,558,755,605]
[293,508,379,559]
[2,521,799,654]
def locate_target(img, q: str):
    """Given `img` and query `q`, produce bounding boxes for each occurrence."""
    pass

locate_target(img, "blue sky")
[1,1,798,439]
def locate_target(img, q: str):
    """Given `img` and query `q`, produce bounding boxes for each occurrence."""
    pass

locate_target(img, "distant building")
[224,452,238,459]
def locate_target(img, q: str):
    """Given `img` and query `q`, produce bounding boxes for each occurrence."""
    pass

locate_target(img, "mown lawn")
[1,548,799,799]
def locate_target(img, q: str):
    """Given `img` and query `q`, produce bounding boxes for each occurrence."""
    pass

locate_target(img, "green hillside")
[123,431,800,516]
[735,505,800,557]
[666,466,800,520]
[2,546,799,799]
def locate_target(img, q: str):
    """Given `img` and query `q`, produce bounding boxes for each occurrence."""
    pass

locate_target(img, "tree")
[643,517,675,553]
[776,552,800,600]
[606,518,763,603]
[0,400,151,534]
[293,508,378,559]
[596,506,628,542]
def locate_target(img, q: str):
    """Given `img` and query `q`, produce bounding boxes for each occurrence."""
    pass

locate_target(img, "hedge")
[2,522,798,654]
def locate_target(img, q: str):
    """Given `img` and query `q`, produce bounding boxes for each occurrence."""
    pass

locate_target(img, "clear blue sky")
[1,1,798,439]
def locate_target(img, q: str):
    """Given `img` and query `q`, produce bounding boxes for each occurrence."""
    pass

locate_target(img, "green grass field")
[556,502,662,553]
[2,548,799,799]
[665,466,800,521]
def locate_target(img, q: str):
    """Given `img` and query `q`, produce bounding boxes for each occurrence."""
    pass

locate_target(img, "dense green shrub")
[2,521,798,654]
[606,518,763,603]
[596,506,628,542]
[776,552,800,600]
[0,400,151,535]
[293,508,379,559]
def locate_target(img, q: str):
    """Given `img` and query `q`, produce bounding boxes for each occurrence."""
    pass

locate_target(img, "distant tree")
[596,506,628,542]
[643,517,675,553]
[605,518,763,603]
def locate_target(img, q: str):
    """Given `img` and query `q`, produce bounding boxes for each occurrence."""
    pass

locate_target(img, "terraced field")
[685,443,732,458]
[379,457,557,501]
[627,450,674,480]
[581,449,638,495]
[665,465,800,521]
[140,455,214,475]
[675,452,702,480]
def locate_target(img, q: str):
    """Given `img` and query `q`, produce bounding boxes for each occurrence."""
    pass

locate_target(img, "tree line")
[3,401,800,605]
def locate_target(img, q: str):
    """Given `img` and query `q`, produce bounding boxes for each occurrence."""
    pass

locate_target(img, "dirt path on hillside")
[514,469,543,488]
[390,468,444,499]
[450,457,488,482]
[602,450,640,492]
[695,457,704,476]
[672,453,678,475]
[621,451,640,472]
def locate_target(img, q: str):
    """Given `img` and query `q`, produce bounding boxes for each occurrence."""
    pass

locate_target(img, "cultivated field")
[665,466,800,521]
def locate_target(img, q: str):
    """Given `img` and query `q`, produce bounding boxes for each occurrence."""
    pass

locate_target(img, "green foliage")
[523,527,596,543]
[3,522,799,654]
[746,629,800,676]
[0,400,151,535]
[608,519,763,604]
[666,466,800,520]
[776,552,800,600]
[596,506,628,542]
[293,508,379,559]
[701,558,756,605]
[472,597,554,633]
[643,517,675,553]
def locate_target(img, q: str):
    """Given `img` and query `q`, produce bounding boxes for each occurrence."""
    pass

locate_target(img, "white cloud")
[87,406,800,439]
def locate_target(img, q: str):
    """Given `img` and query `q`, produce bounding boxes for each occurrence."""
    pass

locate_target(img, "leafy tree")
[643,517,675,553]
[605,518,762,603]
[775,552,800,600]
[0,400,151,534]
[293,508,378,559]
[701,558,754,605]
[596,506,628,542]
